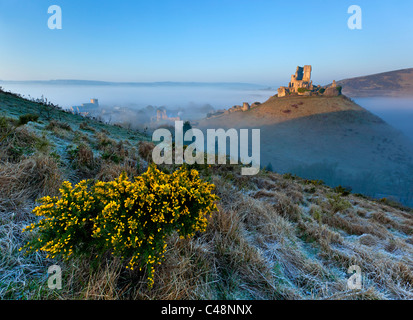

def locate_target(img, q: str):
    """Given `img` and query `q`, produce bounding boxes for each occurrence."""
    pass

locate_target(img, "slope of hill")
[196,95,413,204]
[336,68,413,97]
[0,89,150,150]
[0,89,412,300]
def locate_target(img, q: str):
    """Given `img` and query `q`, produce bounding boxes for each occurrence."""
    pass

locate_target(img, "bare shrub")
[371,211,393,224]
[46,120,72,131]
[95,132,114,150]
[79,121,96,132]
[273,192,302,222]
[77,144,95,168]
[138,141,155,163]
[358,234,379,247]
[96,160,139,182]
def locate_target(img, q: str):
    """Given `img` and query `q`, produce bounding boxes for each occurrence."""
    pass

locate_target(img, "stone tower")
[242,102,250,111]
[157,108,167,121]
[288,65,313,93]
[291,66,304,83]
[303,65,312,82]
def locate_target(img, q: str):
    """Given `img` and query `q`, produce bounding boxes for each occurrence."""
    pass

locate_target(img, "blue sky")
[0,0,412,85]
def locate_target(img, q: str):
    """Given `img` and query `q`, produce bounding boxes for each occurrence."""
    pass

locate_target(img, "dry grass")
[0,207,55,299]
[68,143,100,180]
[1,136,412,300]
[138,141,155,163]
[95,132,115,150]
[3,162,412,300]
[0,155,63,212]
[76,144,95,168]
[0,125,47,162]
[0,154,64,299]
[46,120,72,132]
[96,159,139,182]
[79,121,96,132]
[205,170,413,299]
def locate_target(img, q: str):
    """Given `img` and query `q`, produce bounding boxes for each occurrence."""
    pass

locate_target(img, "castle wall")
[303,65,312,82]
[278,87,288,97]
[242,102,250,111]
[276,65,341,98]
[288,65,312,93]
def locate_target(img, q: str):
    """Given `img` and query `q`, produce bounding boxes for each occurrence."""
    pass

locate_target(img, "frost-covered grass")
[0,89,412,300]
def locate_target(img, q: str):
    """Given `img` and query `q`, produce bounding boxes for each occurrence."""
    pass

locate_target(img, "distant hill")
[0,79,267,90]
[196,94,413,204]
[336,68,413,97]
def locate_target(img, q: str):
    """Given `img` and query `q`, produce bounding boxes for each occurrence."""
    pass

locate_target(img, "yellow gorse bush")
[21,164,219,287]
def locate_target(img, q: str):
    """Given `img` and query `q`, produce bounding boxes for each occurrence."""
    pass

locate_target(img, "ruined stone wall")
[288,65,312,93]
[276,65,342,98]
[278,87,288,97]
[303,65,312,82]
[242,102,250,111]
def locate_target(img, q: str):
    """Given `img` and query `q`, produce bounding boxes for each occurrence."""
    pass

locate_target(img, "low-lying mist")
[0,82,273,110]
[0,82,274,131]
[354,97,413,142]
[2,82,413,207]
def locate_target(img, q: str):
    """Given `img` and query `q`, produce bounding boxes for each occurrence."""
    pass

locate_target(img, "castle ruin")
[289,65,313,92]
[151,107,181,123]
[71,98,99,116]
[278,65,341,97]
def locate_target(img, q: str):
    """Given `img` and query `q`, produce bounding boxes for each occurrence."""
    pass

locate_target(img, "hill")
[0,88,412,300]
[196,95,413,205]
[336,68,413,97]
[0,79,266,90]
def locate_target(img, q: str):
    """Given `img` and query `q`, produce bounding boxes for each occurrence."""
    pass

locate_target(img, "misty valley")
[1,82,413,207]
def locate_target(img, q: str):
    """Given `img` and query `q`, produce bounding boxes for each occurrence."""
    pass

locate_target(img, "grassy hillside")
[336,68,413,97]
[196,95,413,205]
[0,89,412,300]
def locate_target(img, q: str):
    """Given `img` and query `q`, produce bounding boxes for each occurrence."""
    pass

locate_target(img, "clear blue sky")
[0,0,412,86]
